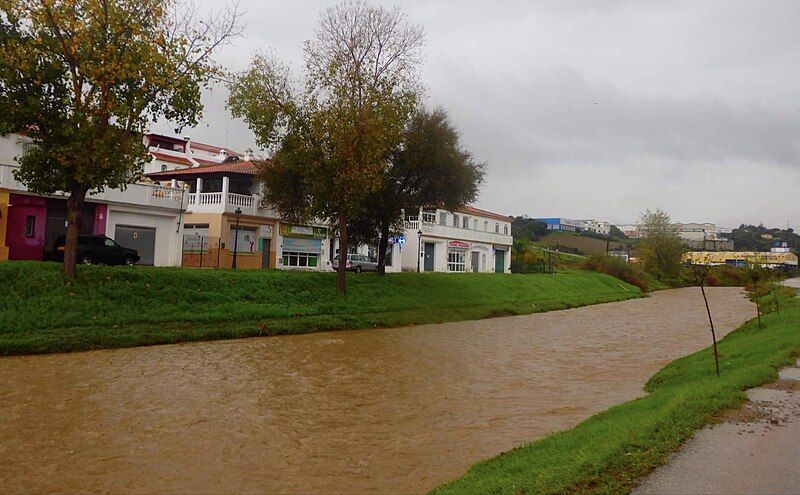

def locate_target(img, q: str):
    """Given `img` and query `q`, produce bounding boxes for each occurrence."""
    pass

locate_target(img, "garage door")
[115,225,156,265]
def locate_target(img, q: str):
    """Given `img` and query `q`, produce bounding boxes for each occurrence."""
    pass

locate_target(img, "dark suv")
[52,235,140,266]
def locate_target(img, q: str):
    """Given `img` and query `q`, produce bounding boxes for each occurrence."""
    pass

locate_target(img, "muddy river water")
[0,287,754,494]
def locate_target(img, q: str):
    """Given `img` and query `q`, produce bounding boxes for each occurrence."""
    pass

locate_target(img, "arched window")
[161,164,168,172]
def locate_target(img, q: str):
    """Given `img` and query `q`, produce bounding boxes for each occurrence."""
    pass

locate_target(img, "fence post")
[199,235,204,268]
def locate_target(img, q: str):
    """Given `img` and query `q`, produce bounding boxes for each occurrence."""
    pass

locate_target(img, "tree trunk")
[63,186,88,278]
[376,221,390,275]
[337,209,348,293]
[772,284,781,314]
[756,301,763,328]
[700,283,720,377]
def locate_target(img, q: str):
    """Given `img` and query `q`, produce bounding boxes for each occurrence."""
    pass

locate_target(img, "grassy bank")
[432,294,800,495]
[0,261,642,355]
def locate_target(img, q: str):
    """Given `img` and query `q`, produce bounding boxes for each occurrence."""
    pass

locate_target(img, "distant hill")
[722,224,799,251]
[511,216,549,241]
[540,232,627,256]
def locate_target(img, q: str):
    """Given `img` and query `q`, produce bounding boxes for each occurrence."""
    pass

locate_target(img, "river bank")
[433,289,799,495]
[0,261,642,355]
[0,287,752,493]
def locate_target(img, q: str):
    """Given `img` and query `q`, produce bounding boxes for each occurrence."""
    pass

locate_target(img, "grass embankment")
[0,261,642,355]
[433,293,800,495]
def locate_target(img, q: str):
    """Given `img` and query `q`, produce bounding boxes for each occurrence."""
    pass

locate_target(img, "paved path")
[783,276,800,290]
[635,359,800,494]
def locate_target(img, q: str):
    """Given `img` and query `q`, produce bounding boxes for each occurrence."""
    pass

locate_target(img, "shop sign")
[259,225,274,238]
[280,223,327,239]
[448,240,471,249]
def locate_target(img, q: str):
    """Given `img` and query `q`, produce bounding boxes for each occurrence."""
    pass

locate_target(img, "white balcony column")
[170,179,178,188]
[418,206,423,222]
[195,177,203,194]
[222,175,230,200]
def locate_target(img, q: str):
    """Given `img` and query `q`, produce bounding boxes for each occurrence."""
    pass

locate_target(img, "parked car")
[332,253,378,272]
[51,235,140,266]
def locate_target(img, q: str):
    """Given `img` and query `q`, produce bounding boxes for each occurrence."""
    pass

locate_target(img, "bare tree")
[688,257,720,377]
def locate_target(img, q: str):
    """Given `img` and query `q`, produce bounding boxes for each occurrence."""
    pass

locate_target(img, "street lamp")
[232,207,242,269]
[417,229,423,273]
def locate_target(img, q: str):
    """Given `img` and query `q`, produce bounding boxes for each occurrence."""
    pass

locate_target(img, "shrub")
[583,255,649,291]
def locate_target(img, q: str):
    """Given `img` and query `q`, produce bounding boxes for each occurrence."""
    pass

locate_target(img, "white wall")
[105,206,183,266]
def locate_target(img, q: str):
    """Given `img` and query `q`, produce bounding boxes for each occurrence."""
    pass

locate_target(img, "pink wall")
[93,203,107,235]
[7,194,46,261]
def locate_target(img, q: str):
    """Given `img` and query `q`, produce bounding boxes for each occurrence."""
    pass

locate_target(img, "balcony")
[186,191,278,217]
[1,163,186,210]
[404,219,513,246]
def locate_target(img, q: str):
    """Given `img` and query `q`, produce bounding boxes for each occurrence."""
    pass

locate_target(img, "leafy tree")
[609,224,627,239]
[637,208,684,281]
[228,1,424,292]
[348,108,484,274]
[0,0,241,277]
[511,216,549,242]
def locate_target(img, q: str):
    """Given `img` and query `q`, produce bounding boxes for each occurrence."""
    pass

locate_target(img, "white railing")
[198,192,223,205]
[1,163,185,210]
[186,190,271,216]
[227,192,254,208]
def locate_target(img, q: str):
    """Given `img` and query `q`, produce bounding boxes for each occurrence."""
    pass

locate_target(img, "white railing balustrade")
[227,192,254,208]
[198,192,223,205]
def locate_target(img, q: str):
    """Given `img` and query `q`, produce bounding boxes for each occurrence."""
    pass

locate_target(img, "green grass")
[432,294,800,495]
[0,261,642,355]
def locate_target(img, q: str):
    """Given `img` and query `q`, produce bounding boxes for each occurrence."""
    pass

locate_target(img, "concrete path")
[635,359,800,494]
[783,276,800,290]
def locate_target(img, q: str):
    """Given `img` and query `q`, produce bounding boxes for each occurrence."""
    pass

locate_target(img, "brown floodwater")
[0,287,754,494]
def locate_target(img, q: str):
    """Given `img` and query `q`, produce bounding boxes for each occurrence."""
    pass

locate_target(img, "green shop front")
[278,223,329,270]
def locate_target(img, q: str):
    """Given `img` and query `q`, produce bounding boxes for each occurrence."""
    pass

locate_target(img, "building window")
[495,223,499,233]
[24,215,35,237]
[161,164,168,172]
[452,214,459,227]
[421,209,436,223]
[484,220,488,231]
[447,249,466,272]
[22,141,37,157]
[504,225,509,235]
[473,219,478,230]
[282,252,318,267]
[439,212,447,226]
[462,216,469,229]
[229,226,256,253]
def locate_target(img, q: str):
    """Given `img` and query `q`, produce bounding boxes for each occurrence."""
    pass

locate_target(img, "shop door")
[261,238,271,268]
[115,226,156,265]
[471,251,480,272]
[423,242,435,271]
[495,250,505,273]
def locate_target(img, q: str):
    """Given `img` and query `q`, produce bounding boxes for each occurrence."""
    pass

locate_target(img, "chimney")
[244,148,253,161]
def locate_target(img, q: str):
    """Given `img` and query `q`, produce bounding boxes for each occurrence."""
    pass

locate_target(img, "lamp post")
[417,228,423,273]
[232,207,242,269]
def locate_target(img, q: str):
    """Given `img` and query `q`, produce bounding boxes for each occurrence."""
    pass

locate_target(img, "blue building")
[535,217,585,232]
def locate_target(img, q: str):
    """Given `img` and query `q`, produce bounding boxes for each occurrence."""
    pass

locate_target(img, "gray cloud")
[156,0,800,228]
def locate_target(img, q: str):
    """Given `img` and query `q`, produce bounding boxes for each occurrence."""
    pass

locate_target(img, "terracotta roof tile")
[145,160,259,179]
[458,205,512,221]
[150,151,192,166]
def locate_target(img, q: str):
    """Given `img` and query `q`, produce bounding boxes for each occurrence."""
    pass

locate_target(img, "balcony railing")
[1,163,186,210]
[187,191,271,216]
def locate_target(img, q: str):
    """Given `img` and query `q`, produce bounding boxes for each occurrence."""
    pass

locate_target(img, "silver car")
[332,253,378,272]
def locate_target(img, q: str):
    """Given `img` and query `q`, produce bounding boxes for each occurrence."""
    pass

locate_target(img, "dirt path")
[0,287,754,494]
[635,360,800,494]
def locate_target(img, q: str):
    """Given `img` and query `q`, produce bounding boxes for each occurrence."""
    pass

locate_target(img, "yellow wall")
[0,189,9,261]
[181,212,277,269]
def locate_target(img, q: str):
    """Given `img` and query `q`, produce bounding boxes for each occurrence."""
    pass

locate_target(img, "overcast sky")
[153,0,800,229]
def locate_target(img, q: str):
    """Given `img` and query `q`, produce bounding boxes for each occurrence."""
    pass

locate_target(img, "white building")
[402,206,513,273]
[0,133,185,265]
[580,219,611,235]
[673,222,719,242]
